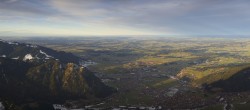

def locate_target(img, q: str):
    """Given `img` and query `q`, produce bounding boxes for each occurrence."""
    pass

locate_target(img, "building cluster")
[53,104,163,110]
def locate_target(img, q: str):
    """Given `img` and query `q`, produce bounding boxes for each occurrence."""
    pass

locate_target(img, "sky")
[0,0,250,36]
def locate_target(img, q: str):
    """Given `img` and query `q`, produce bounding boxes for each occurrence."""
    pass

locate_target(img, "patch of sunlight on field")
[178,64,250,86]
[153,78,178,88]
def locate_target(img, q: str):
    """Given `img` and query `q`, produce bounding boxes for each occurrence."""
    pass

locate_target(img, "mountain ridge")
[0,39,83,64]
[0,39,115,109]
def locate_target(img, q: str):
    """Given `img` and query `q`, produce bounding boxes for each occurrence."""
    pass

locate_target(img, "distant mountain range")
[0,39,84,64]
[0,40,115,109]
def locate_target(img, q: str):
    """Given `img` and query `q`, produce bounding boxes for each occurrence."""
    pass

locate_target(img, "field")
[10,36,250,109]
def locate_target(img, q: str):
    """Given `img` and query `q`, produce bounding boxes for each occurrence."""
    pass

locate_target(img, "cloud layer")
[1,0,250,36]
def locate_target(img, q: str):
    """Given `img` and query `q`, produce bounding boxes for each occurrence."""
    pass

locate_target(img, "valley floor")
[5,37,250,109]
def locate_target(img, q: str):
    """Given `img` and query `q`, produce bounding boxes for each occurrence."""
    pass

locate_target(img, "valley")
[2,0,250,109]
[3,36,250,109]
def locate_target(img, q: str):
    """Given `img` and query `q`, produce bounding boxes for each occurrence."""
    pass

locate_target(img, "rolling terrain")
[2,37,250,109]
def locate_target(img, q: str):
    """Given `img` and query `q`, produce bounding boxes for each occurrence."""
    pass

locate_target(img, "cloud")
[3,0,18,3]
[50,0,250,35]
[49,0,205,34]
[1,0,250,36]
[0,0,57,18]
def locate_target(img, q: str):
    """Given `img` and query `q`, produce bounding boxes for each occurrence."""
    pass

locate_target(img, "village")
[53,104,162,110]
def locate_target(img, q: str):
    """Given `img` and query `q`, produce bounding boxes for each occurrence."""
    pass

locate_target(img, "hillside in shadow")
[207,67,250,92]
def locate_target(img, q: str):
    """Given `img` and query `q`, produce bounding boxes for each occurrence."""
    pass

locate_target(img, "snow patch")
[40,50,53,58]
[26,44,37,48]
[0,55,6,58]
[53,104,67,110]
[219,97,225,102]
[35,55,40,59]
[23,54,33,61]
[8,41,18,45]
[11,56,19,60]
